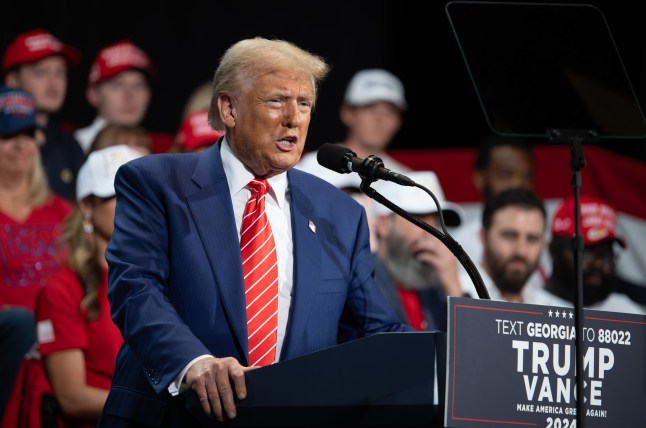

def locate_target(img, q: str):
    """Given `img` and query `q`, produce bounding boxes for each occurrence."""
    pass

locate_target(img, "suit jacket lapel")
[281,170,321,359]
[186,143,249,361]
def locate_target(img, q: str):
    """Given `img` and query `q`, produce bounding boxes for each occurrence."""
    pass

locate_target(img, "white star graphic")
[548,309,553,317]
[555,311,560,318]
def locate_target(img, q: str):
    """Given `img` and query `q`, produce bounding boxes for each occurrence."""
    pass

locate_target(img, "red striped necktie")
[240,178,278,366]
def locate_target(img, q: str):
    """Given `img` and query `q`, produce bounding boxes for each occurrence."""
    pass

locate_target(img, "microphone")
[316,143,415,186]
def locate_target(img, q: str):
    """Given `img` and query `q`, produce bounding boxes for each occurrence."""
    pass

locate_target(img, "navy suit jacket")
[100,142,410,426]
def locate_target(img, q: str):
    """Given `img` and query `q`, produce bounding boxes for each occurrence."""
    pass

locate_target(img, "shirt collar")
[92,116,108,132]
[220,137,288,208]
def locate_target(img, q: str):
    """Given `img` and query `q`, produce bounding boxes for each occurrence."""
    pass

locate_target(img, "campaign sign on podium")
[445,297,646,428]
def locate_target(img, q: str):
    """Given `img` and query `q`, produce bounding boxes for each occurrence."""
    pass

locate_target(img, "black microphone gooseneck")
[317,143,490,300]
[361,181,490,300]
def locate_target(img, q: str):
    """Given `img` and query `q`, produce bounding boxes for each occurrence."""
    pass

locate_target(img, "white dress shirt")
[74,116,107,153]
[169,138,294,395]
[221,138,294,358]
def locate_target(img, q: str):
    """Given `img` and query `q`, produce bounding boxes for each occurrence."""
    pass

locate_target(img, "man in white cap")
[297,68,411,187]
[297,69,410,255]
[372,171,464,331]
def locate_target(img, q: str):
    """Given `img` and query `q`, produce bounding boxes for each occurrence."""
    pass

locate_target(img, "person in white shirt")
[460,188,567,306]
[544,196,645,315]
[452,136,557,293]
[297,68,410,180]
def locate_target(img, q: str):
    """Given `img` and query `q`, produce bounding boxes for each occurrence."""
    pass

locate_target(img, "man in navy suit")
[99,37,411,427]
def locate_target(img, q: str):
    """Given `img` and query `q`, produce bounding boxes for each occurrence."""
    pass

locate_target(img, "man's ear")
[218,94,236,128]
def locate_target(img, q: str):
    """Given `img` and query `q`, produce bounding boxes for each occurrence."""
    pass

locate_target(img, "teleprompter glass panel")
[446,1,646,139]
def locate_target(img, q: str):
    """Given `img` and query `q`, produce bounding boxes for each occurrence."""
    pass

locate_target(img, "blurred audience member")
[0,86,70,312]
[89,123,152,155]
[545,196,645,314]
[0,308,36,421]
[33,145,142,426]
[74,40,156,153]
[452,136,546,287]
[472,136,534,205]
[2,29,84,202]
[0,86,70,428]
[322,173,381,253]
[297,68,410,186]
[461,188,566,305]
[172,110,222,153]
[373,171,464,331]
[180,81,212,120]
[297,69,410,252]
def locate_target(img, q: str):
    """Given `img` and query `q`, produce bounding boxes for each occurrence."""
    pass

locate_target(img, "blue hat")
[0,86,37,138]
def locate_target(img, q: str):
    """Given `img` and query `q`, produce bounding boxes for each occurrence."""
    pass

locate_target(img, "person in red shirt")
[0,85,71,428]
[0,86,71,312]
[34,145,141,426]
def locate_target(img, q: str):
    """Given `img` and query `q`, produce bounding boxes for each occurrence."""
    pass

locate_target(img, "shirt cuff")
[167,354,213,396]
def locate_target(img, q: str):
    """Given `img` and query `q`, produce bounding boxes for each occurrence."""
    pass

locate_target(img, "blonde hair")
[208,37,330,131]
[62,205,103,319]
[28,149,50,207]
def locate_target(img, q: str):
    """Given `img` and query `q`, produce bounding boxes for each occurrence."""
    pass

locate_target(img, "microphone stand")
[546,128,598,428]
[359,174,490,301]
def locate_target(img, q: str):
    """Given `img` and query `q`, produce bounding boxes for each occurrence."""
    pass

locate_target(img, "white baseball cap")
[373,171,463,227]
[344,69,407,110]
[76,145,142,201]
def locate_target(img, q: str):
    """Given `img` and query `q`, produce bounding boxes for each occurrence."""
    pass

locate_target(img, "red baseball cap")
[551,196,626,248]
[88,40,157,85]
[175,111,223,151]
[2,29,80,73]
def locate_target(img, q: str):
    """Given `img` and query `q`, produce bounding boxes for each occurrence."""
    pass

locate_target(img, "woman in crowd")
[0,86,71,428]
[0,86,71,312]
[35,145,141,426]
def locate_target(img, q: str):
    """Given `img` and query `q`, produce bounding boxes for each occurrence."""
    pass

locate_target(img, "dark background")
[3,0,646,160]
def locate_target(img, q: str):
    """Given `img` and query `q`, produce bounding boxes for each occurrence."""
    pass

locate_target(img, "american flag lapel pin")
[308,220,316,234]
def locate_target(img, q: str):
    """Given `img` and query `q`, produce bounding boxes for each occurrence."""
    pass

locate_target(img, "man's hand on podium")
[185,356,256,422]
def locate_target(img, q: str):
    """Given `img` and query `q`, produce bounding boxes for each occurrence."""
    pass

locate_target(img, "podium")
[185,331,445,427]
